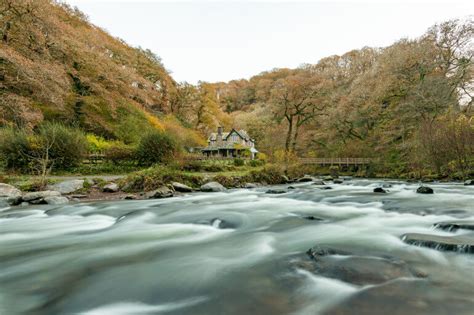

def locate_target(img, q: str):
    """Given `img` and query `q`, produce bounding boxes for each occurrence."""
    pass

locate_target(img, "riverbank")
[2,164,473,207]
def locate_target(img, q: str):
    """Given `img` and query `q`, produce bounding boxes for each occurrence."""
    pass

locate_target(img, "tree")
[270,72,327,153]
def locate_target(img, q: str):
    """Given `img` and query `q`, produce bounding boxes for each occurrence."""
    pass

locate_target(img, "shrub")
[135,131,179,166]
[36,123,88,170]
[234,158,245,167]
[104,143,136,164]
[0,128,31,171]
[249,159,264,167]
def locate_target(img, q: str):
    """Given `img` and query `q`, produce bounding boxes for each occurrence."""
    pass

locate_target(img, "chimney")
[217,127,223,146]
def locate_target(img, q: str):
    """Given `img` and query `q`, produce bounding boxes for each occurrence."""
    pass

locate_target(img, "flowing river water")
[1,179,474,315]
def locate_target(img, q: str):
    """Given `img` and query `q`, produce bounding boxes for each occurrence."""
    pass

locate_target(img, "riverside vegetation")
[1,1,473,194]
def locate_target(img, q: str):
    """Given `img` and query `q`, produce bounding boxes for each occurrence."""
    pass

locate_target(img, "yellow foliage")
[144,112,164,131]
[162,115,206,147]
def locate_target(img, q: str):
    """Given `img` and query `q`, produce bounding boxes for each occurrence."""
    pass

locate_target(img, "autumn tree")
[270,71,327,153]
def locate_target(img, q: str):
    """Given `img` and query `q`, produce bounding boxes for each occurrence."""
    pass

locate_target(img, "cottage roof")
[208,128,254,142]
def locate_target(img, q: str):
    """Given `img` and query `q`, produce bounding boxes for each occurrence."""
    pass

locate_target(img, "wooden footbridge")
[299,157,374,166]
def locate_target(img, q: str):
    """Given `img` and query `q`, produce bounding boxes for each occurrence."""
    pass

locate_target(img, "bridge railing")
[299,157,374,165]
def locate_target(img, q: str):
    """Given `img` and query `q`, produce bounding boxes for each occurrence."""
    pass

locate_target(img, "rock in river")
[300,245,415,286]
[402,232,474,253]
[433,220,474,232]
[145,186,174,199]
[0,183,22,206]
[373,187,387,193]
[266,189,287,194]
[48,179,84,194]
[464,179,474,186]
[416,186,434,194]
[171,182,193,192]
[44,196,69,205]
[297,176,315,182]
[23,191,61,204]
[200,182,226,192]
[323,278,474,315]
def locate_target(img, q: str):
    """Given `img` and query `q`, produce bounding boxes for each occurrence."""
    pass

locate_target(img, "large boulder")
[44,196,69,205]
[416,186,434,194]
[374,187,387,193]
[23,191,61,204]
[48,179,84,194]
[200,182,226,192]
[145,186,174,199]
[301,245,415,286]
[464,179,474,186]
[102,183,119,193]
[0,183,22,206]
[171,182,193,192]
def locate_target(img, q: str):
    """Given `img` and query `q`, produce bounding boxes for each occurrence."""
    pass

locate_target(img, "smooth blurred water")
[1,180,473,315]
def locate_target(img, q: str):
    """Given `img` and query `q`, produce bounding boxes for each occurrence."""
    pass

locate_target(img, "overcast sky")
[63,0,473,83]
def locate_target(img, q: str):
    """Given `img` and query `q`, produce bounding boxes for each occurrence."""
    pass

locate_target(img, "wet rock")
[297,176,315,182]
[464,179,474,186]
[171,182,193,192]
[416,186,434,194]
[302,245,414,285]
[323,176,333,181]
[265,189,287,194]
[123,194,137,200]
[244,183,258,189]
[312,180,326,185]
[319,186,333,190]
[323,279,474,315]
[145,186,174,199]
[303,215,324,221]
[200,181,226,192]
[402,233,474,253]
[0,183,22,205]
[103,183,119,193]
[48,179,84,194]
[210,218,235,229]
[333,179,343,184]
[23,191,61,204]
[373,187,387,193]
[44,196,69,205]
[433,221,474,232]
[288,186,296,189]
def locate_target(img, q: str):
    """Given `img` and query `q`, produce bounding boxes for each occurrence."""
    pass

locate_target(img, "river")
[1,179,473,315]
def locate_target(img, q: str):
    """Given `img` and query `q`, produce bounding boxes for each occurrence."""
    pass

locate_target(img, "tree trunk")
[285,116,293,153]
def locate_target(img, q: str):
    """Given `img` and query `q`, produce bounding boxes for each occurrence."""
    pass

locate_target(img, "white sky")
[63,0,473,84]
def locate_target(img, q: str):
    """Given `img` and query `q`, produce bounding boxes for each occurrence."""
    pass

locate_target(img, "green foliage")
[0,128,31,171]
[104,143,136,164]
[35,122,88,170]
[249,159,265,167]
[234,158,245,167]
[135,131,179,166]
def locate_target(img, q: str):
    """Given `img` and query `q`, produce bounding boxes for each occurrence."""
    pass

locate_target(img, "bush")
[135,131,179,166]
[234,158,245,167]
[0,128,31,171]
[249,159,264,167]
[36,123,88,170]
[105,143,136,164]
